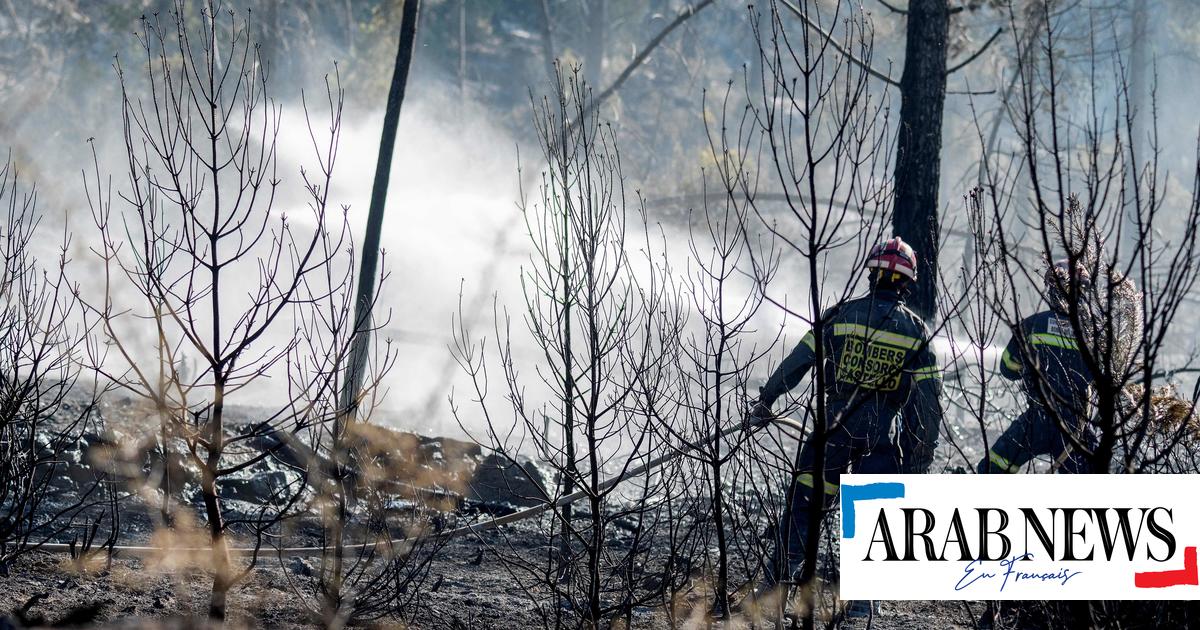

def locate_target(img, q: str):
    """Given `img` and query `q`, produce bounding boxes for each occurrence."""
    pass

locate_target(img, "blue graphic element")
[841,482,905,538]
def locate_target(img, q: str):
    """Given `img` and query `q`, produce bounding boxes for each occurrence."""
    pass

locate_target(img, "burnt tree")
[893,0,950,322]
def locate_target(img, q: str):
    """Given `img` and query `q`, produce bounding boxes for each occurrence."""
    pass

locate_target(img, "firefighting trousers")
[976,404,1092,474]
[768,411,898,583]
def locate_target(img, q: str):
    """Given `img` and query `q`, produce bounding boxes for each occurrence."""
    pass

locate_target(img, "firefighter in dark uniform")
[978,260,1095,474]
[750,237,945,591]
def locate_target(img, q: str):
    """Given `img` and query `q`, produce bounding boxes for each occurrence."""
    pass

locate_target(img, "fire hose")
[33,415,805,559]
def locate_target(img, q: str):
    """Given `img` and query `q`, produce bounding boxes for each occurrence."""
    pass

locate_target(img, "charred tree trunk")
[340,0,421,421]
[329,0,419,621]
[892,0,949,322]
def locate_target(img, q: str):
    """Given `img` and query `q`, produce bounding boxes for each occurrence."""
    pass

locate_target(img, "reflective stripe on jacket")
[998,310,1092,420]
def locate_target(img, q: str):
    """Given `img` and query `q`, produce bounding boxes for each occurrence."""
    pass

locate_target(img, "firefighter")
[749,237,945,594]
[977,260,1095,474]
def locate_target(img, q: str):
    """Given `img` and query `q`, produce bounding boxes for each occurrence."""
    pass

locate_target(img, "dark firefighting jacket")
[758,289,944,474]
[984,309,1094,473]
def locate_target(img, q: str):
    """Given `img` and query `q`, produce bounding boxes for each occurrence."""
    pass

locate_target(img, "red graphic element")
[1135,546,1199,588]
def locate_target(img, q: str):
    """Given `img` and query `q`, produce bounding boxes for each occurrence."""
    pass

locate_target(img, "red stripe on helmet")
[865,236,918,280]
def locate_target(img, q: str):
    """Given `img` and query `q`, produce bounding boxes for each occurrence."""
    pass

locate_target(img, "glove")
[745,399,774,430]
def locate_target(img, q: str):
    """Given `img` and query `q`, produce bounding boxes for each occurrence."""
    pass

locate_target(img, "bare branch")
[946,26,1004,75]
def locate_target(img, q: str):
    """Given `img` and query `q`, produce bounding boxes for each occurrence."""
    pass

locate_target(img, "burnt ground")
[0,393,985,628]
[0,536,981,629]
